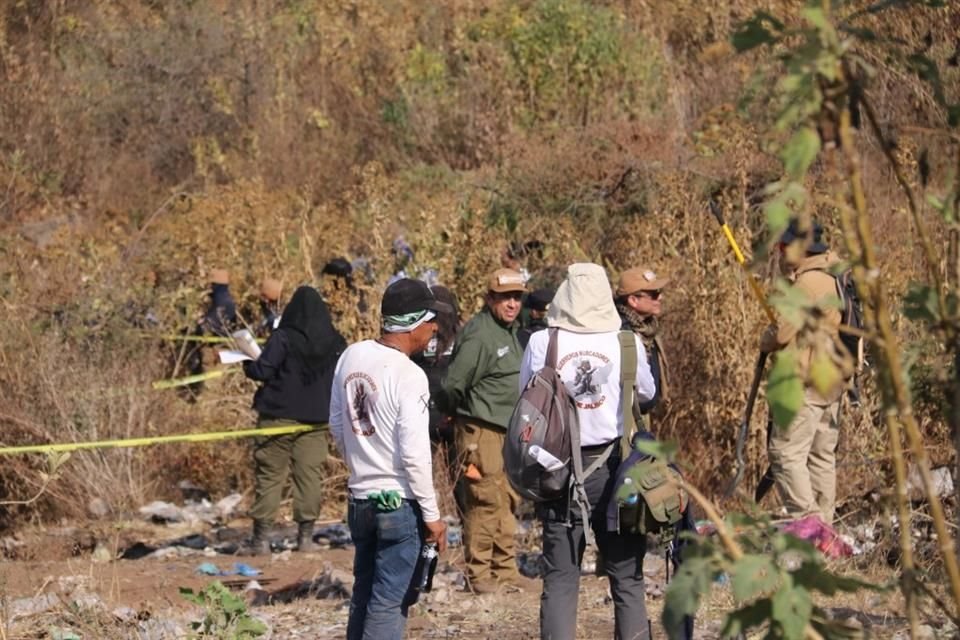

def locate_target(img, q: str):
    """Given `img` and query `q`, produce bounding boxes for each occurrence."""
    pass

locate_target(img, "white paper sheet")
[231,329,262,359]
[218,350,253,364]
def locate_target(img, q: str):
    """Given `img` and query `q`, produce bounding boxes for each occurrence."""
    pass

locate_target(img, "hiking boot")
[296,520,319,553]
[238,521,271,556]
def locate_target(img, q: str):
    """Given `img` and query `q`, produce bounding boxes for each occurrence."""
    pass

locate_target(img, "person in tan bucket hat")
[257,277,284,337]
[614,266,670,428]
[438,267,531,594]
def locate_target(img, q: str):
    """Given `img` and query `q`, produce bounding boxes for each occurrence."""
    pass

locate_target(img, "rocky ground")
[0,500,949,639]
[0,505,685,639]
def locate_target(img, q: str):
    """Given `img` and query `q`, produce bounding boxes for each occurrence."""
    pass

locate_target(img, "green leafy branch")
[663,481,880,640]
[180,581,267,639]
[731,0,960,633]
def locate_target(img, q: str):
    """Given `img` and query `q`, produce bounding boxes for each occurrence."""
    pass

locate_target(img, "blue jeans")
[347,497,423,640]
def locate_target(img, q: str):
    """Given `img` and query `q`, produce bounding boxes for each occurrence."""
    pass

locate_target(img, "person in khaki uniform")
[760,221,853,524]
[440,268,528,594]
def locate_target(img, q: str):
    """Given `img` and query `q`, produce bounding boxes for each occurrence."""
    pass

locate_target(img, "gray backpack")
[504,328,575,502]
[504,329,638,529]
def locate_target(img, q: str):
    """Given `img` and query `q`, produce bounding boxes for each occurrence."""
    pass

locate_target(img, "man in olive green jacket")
[760,221,853,524]
[441,268,528,594]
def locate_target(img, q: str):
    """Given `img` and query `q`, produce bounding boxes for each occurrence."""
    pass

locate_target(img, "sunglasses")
[636,290,662,300]
[492,291,524,301]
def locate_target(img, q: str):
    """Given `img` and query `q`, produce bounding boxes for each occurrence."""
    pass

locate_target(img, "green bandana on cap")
[382,309,436,333]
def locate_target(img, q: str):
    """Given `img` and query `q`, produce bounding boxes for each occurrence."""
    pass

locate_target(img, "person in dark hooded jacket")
[241,285,347,554]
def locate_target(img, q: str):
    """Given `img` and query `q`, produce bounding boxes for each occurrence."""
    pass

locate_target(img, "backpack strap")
[546,327,559,368]
[561,326,615,546]
[569,418,614,547]
[618,330,638,458]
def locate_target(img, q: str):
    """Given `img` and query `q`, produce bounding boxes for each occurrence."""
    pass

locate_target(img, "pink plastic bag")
[781,515,853,558]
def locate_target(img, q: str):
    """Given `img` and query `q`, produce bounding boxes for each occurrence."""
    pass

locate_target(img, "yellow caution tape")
[152,368,239,389]
[0,424,316,455]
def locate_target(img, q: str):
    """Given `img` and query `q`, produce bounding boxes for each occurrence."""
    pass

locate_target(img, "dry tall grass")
[0,1,957,562]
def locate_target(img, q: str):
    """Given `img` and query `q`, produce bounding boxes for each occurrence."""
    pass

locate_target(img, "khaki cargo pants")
[768,393,841,523]
[456,418,520,588]
[250,417,328,525]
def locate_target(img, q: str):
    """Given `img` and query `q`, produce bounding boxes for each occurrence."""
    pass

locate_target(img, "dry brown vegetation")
[0,0,958,569]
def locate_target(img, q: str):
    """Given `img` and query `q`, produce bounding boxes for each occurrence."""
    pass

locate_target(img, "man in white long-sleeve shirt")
[519,263,656,640]
[330,278,449,640]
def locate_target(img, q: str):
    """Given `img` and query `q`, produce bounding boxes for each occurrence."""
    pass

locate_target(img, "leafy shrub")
[180,581,266,639]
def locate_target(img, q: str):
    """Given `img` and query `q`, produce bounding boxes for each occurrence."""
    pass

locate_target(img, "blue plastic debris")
[195,562,261,577]
[196,562,223,576]
[232,563,261,577]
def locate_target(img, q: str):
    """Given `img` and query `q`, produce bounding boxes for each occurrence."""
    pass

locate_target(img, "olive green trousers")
[249,417,328,524]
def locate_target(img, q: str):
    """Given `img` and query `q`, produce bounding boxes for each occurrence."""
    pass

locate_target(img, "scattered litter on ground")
[136,616,188,640]
[120,542,157,560]
[247,566,351,606]
[177,479,210,502]
[48,627,81,640]
[139,501,187,524]
[314,523,351,548]
[781,515,853,558]
[906,465,954,502]
[195,561,262,577]
[8,592,105,623]
[138,493,244,526]
[9,593,61,620]
[168,533,209,549]
[112,606,138,622]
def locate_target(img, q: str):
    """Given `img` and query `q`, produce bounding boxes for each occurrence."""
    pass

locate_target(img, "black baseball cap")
[524,287,555,312]
[381,278,453,316]
[780,219,828,254]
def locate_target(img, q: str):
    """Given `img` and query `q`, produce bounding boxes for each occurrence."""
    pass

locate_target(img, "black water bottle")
[404,542,439,607]
[415,542,439,592]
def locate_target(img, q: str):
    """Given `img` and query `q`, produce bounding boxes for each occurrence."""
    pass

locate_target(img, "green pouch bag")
[616,457,686,535]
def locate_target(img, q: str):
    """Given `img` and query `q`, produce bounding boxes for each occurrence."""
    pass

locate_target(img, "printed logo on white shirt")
[345,371,379,436]
[496,346,510,358]
[557,350,613,410]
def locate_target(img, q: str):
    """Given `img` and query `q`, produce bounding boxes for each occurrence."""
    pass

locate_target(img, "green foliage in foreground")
[180,581,267,639]
[663,513,887,639]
